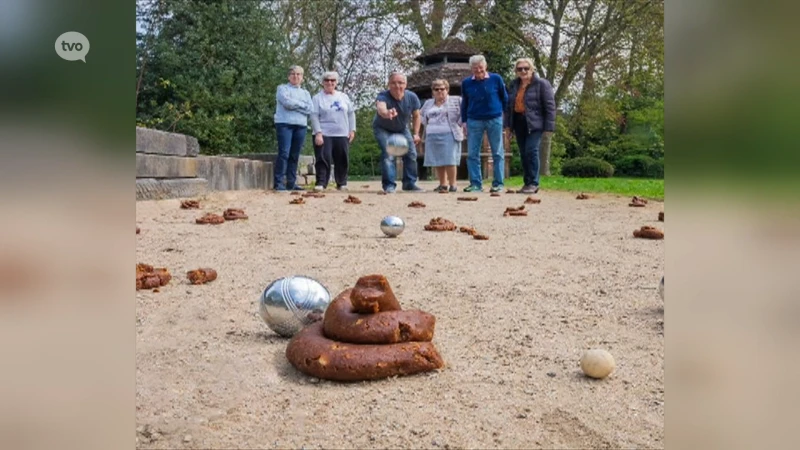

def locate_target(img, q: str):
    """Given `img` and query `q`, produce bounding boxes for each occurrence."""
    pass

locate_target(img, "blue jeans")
[513,114,543,187]
[466,117,504,187]
[372,126,418,191]
[274,123,307,189]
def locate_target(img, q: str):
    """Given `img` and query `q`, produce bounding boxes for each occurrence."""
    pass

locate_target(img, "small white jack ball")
[580,349,616,379]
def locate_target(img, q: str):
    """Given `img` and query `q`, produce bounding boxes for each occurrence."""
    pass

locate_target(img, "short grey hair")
[321,71,339,81]
[469,55,487,67]
[288,65,304,74]
[388,71,407,83]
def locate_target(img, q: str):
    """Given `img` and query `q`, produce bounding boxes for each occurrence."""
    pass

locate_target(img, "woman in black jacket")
[504,58,556,194]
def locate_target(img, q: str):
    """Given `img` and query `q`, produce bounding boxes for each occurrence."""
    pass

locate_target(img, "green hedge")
[615,155,664,178]
[561,156,615,178]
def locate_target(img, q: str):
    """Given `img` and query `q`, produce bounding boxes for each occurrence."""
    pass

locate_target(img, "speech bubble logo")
[55,31,90,62]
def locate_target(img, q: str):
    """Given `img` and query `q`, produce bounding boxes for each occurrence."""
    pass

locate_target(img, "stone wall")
[240,153,316,186]
[136,127,275,200]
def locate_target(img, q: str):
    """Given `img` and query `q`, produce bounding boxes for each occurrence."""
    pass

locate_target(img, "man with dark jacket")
[504,58,556,194]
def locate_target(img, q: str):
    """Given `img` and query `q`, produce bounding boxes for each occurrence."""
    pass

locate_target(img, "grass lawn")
[505,175,664,200]
[348,174,663,200]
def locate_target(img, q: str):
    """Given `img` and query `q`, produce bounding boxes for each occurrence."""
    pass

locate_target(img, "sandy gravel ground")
[136,181,664,449]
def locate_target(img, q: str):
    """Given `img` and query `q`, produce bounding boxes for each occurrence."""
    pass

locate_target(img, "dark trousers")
[513,113,544,187]
[275,123,307,189]
[314,136,350,188]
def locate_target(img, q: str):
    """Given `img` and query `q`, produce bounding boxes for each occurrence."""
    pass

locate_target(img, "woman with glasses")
[503,58,556,194]
[310,71,356,191]
[419,79,464,192]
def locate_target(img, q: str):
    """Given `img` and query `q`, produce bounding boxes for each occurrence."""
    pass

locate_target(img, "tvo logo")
[55,32,90,62]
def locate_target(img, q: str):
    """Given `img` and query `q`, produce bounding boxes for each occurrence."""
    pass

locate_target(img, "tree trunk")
[327,5,340,70]
[539,132,552,176]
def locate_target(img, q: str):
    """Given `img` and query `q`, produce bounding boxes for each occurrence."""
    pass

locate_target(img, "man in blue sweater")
[460,55,509,192]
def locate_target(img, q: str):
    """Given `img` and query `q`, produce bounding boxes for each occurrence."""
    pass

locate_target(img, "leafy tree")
[466,0,524,80]
[473,0,661,174]
[384,0,487,51]
[136,0,288,154]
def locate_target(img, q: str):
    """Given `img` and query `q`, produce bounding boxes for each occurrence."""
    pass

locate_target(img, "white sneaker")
[337,185,349,191]
[313,185,324,191]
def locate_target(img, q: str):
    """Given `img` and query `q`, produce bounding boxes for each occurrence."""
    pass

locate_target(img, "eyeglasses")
[323,79,337,82]
[515,67,531,72]
[433,87,446,91]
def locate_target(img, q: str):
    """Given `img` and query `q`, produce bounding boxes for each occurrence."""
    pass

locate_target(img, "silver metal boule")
[259,275,332,337]
[380,216,405,237]
[386,133,409,157]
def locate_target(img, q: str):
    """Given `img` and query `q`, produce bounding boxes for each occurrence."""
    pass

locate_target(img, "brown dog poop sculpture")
[286,274,444,382]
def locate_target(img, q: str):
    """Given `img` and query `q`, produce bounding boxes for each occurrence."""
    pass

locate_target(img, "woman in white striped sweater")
[419,79,464,193]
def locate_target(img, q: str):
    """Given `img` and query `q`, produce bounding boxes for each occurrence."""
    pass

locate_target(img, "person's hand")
[504,127,513,142]
[387,108,398,119]
[348,131,355,143]
[314,133,324,146]
[461,123,467,134]
[413,133,421,145]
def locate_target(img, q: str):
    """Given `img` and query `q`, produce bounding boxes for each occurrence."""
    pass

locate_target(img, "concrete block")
[136,127,197,156]
[136,154,197,178]
[185,136,200,157]
[242,153,314,174]
[136,178,208,200]
[196,156,234,191]
[196,156,272,191]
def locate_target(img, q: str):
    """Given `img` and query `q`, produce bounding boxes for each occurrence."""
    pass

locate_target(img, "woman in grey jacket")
[420,79,464,192]
[504,58,556,194]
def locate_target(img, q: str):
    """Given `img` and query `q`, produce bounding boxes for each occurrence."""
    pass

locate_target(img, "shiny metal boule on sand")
[259,276,332,337]
[380,216,405,237]
[386,133,409,156]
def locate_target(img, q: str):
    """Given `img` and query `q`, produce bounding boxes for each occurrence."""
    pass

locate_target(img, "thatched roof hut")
[407,38,479,100]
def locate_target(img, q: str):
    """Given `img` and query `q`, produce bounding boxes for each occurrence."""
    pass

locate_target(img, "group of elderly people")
[272,55,556,194]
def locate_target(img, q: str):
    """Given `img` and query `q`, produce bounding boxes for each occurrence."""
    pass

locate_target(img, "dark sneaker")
[434,185,448,193]
[520,185,539,194]
[449,185,458,192]
[489,185,504,193]
[289,185,306,191]
[463,185,483,192]
[403,185,424,192]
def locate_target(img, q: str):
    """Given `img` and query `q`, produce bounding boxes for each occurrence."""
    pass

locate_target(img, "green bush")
[615,154,663,178]
[561,156,615,178]
[348,147,381,177]
[651,158,664,178]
